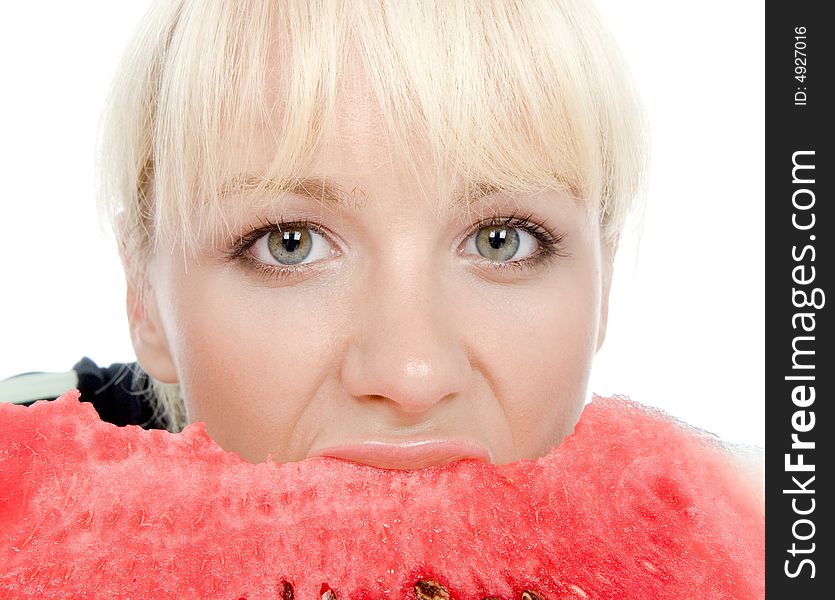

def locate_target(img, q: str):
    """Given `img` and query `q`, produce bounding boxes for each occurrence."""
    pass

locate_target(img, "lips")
[308,439,492,470]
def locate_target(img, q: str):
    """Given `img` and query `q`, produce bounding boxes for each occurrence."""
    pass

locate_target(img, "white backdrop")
[0,2,764,448]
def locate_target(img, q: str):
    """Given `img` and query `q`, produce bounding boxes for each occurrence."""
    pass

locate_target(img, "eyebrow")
[219,174,502,209]
[219,174,350,207]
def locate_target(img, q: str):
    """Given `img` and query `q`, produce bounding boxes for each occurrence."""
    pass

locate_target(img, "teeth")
[521,592,544,600]
[281,580,294,600]
[414,580,451,600]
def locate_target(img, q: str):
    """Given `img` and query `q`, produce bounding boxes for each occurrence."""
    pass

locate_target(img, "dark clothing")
[20,357,167,430]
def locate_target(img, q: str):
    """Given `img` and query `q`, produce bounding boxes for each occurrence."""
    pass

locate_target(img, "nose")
[339,258,471,414]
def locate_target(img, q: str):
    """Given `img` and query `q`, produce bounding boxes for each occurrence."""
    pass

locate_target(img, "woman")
[100,0,645,468]
[0,1,764,596]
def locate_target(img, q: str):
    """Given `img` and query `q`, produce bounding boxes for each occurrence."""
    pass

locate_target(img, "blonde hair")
[98,0,647,431]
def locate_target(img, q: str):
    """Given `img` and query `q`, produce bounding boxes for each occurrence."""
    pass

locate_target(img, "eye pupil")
[268,228,312,265]
[477,225,520,261]
[488,228,507,249]
[284,231,302,251]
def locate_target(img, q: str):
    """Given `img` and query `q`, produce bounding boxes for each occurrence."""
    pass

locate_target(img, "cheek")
[160,269,343,461]
[476,264,602,459]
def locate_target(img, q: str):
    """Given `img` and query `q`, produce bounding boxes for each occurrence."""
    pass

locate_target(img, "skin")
[127,67,613,467]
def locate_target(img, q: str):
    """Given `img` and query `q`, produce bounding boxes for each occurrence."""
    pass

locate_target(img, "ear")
[126,275,179,384]
[595,245,615,352]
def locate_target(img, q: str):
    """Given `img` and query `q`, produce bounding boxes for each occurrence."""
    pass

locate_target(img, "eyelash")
[225,217,331,281]
[464,211,569,274]
[225,212,569,282]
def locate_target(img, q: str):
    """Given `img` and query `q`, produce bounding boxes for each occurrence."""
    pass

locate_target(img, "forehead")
[250,21,576,184]
[219,79,482,220]
[149,2,604,252]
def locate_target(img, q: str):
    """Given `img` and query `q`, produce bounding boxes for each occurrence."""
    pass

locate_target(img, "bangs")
[101,0,645,263]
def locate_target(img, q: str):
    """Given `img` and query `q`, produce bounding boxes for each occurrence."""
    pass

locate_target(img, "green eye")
[267,228,314,265]
[474,225,522,261]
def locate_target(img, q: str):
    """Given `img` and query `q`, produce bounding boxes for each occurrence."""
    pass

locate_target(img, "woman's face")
[131,73,612,468]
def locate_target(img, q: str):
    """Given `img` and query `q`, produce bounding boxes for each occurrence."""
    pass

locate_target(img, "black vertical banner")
[766,2,833,598]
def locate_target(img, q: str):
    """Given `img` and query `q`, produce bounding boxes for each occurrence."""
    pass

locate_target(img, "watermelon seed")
[567,584,587,598]
[521,591,544,600]
[414,579,450,600]
[322,590,337,600]
[281,580,295,600]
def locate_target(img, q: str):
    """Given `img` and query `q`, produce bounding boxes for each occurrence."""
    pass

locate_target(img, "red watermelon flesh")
[1,390,763,599]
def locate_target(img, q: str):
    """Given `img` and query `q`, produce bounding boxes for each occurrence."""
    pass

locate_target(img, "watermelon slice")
[1,391,763,599]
